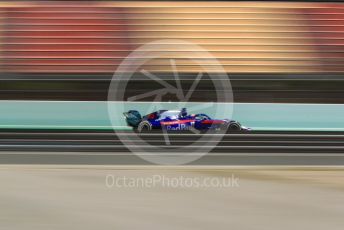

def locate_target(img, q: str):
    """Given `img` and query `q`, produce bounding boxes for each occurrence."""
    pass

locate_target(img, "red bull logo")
[165,123,192,131]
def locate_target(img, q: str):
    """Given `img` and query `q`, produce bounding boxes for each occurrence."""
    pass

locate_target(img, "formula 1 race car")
[123,108,251,133]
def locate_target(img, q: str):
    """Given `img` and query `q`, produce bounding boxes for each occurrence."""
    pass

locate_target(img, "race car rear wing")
[123,110,142,127]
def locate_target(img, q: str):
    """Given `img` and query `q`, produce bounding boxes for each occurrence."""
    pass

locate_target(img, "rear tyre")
[137,121,152,133]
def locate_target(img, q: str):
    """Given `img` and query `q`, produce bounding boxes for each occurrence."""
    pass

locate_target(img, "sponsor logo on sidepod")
[166,124,192,131]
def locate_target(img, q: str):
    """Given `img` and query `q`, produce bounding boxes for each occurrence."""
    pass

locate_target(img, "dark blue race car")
[123,108,250,133]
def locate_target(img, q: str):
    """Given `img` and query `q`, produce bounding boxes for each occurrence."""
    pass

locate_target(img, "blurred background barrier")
[0,1,343,73]
[0,1,343,126]
[0,1,343,104]
[0,100,343,131]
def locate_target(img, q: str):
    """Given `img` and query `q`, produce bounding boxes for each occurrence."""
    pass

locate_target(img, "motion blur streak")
[1,132,344,165]
[0,1,343,73]
[0,2,343,227]
[1,167,344,230]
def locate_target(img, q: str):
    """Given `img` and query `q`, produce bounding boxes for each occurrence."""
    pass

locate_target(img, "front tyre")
[228,121,241,131]
[137,121,152,133]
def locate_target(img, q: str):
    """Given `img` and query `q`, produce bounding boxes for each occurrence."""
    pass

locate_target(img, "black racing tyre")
[228,122,241,131]
[137,121,152,133]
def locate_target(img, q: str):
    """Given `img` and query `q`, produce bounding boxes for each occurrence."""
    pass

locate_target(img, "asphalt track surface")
[1,131,344,165]
[2,167,344,230]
